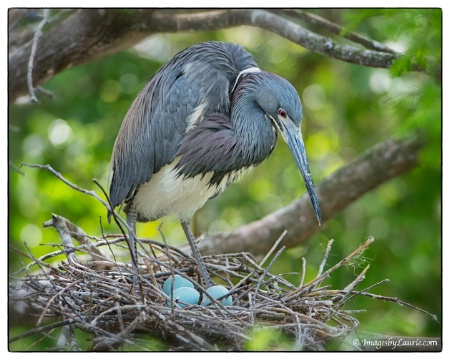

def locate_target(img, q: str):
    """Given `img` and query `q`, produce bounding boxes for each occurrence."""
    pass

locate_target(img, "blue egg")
[163,275,194,296]
[166,287,200,308]
[202,285,233,306]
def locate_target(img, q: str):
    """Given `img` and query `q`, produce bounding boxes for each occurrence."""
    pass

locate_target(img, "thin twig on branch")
[26,8,49,102]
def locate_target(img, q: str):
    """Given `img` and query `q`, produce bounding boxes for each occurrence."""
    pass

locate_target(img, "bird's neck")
[230,85,277,166]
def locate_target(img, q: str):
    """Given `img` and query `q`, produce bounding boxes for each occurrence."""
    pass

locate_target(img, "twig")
[92,178,142,285]
[299,257,306,288]
[35,85,55,99]
[27,9,50,102]
[46,214,108,261]
[259,229,287,267]
[345,278,390,303]
[86,323,139,351]
[352,291,438,321]
[323,264,371,323]
[283,237,374,300]
[55,324,76,350]
[37,280,83,326]
[143,258,158,288]
[20,164,139,282]
[317,239,334,279]
[9,161,25,175]
[19,165,126,236]
[254,246,286,301]
[146,307,215,351]
[8,244,52,276]
[43,214,78,263]
[9,319,74,344]
[21,163,110,209]
[22,242,56,288]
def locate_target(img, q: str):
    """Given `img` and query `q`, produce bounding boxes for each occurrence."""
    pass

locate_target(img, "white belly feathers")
[132,159,251,222]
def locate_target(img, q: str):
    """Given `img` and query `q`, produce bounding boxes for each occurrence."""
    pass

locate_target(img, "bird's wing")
[109,41,257,209]
[175,113,237,183]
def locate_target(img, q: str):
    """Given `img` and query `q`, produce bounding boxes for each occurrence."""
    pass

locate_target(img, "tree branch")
[191,136,424,257]
[9,9,401,102]
[270,9,398,54]
[245,10,397,68]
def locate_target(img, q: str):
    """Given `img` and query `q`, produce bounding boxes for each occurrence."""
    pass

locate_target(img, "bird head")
[255,72,322,225]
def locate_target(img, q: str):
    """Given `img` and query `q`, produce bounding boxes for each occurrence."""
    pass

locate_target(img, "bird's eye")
[278,108,287,118]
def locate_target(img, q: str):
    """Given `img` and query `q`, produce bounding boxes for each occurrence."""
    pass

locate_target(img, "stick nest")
[9,214,435,351]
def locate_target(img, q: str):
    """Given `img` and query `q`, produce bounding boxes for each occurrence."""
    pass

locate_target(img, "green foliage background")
[9,9,441,350]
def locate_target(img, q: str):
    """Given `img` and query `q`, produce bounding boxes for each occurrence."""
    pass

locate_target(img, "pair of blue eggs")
[163,275,233,308]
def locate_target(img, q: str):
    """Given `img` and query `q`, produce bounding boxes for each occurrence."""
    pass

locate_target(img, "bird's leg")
[180,220,214,288]
[126,210,139,283]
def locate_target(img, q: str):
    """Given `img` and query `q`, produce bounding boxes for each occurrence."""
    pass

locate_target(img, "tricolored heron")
[109,41,321,288]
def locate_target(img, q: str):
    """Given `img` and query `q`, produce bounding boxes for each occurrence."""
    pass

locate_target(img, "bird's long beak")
[275,117,322,225]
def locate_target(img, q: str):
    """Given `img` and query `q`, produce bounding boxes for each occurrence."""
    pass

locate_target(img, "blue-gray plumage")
[109,41,321,287]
